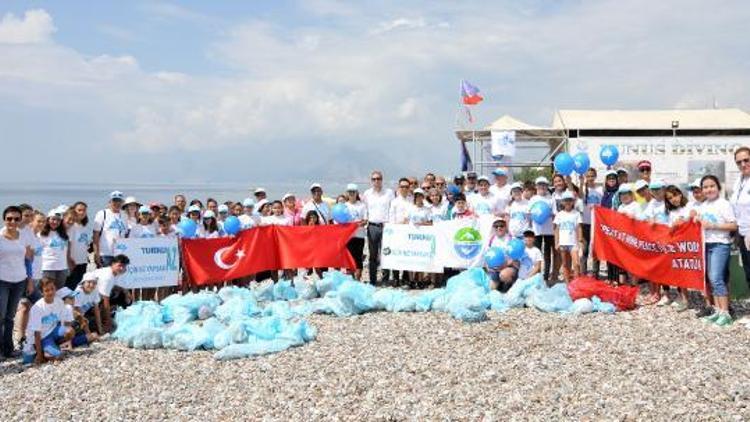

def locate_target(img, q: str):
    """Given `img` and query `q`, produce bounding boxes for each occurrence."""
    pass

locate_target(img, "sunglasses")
[371,177,382,181]
[736,158,750,166]
[4,216,20,222]
[493,224,506,229]
[639,168,651,172]
[399,185,409,189]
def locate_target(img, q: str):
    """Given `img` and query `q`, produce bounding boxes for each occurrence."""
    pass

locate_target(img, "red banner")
[593,207,705,290]
[181,224,357,285]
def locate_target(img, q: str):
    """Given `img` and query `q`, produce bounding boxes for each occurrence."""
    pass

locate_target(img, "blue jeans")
[0,279,25,356]
[706,243,731,297]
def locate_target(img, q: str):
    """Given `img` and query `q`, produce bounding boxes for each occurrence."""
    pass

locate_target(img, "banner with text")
[114,237,180,288]
[592,207,705,290]
[381,224,442,273]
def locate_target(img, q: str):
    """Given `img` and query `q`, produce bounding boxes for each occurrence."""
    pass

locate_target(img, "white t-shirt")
[388,195,413,224]
[68,223,93,266]
[94,267,124,297]
[260,215,291,226]
[20,226,36,249]
[554,210,581,246]
[618,201,643,219]
[202,229,223,239]
[0,227,27,282]
[428,201,449,222]
[581,186,603,225]
[345,201,368,238]
[643,199,668,225]
[730,175,750,236]
[488,233,512,251]
[697,198,736,244]
[529,195,555,236]
[73,286,101,314]
[302,200,332,224]
[408,204,432,225]
[468,192,502,216]
[489,184,512,211]
[507,200,531,238]
[238,214,259,230]
[128,223,159,239]
[39,231,69,272]
[93,208,127,256]
[668,206,691,227]
[362,188,394,224]
[519,246,543,280]
[27,297,72,340]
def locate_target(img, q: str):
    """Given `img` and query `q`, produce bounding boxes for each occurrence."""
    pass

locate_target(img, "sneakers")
[696,307,715,318]
[701,311,721,323]
[657,295,672,306]
[713,313,733,327]
[671,301,689,312]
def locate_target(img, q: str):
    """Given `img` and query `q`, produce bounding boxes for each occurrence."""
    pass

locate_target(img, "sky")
[1,0,749,185]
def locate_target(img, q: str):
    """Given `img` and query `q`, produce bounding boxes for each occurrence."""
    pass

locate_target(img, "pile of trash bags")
[114,269,624,360]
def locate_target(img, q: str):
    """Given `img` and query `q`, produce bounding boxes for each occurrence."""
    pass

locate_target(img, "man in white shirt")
[302,183,332,224]
[389,178,414,224]
[94,254,130,333]
[489,168,512,211]
[464,171,478,194]
[362,170,394,285]
[92,191,127,268]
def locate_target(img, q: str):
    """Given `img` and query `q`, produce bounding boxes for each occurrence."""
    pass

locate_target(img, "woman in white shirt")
[128,206,158,239]
[426,188,447,222]
[65,202,93,290]
[408,188,432,226]
[202,211,225,238]
[695,175,737,326]
[39,210,72,289]
[0,206,34,357]
[344,185,368,280]
[730,146,750,304]
[260,202,291,227]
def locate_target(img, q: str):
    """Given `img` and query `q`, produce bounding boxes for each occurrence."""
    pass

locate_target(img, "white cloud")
[0,9,56,44]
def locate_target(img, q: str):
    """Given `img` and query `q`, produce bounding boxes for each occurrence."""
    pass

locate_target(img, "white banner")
[434,215,495,269]
[381,224,442,273]
[113,237,180,288]
[491,130,516,158]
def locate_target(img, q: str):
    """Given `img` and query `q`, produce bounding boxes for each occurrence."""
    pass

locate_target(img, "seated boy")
[22,278,74,365]
[518,230,543,280]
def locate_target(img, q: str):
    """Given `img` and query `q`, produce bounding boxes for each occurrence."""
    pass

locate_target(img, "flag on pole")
[460,79,483,105]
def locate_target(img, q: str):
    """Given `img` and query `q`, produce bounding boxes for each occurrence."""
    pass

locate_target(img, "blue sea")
[0,181,370,213]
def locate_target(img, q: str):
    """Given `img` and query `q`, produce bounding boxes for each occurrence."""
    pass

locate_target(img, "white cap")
[605,170,618,178]
[633,180,649,192]
[203,210,216,219]
[616,167,628,174]
[535,176,550,185]
[346,183,358,191]
[242,198,255,207]
[510,182,523,190]
[82,272,98,282]
[218,204,229,213]
[46,209,59,218]
[413,188,425,195]
[254,188,266,195]
[618,183,633,194]
[123,196,140,206]
[110,191,124,200]
[56,204,69,214]
[310,183,322,191]
[561,191,575,200]
[55,287,74,299]
[477,176,491,183]
[281,193,295,201]
[187,205,201,213]
[689,178,702,189]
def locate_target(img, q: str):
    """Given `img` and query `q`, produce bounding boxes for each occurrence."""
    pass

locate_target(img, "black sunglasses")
[736,158,750,166]
[371,177,382,181]
[640,168,651,172]
[5,216,20,222]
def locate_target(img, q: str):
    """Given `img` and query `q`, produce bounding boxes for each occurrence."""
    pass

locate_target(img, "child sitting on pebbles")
[22,278,75,365]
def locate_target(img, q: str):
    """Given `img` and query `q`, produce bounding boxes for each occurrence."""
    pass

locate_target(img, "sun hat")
[123,196,140,207]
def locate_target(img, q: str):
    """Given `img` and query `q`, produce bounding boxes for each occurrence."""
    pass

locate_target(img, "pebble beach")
[2,301,749,421]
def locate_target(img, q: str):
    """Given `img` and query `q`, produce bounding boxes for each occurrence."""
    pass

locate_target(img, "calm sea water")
[0,181,370,213]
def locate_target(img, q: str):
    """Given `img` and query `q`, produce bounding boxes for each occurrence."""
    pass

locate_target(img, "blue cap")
[618,183,633,194]
[561,191,575,200]
[187,205,201,213]
[649,180,665,190]
[138,205,151,214]
[447,185,461,195]
[492,168,507,177]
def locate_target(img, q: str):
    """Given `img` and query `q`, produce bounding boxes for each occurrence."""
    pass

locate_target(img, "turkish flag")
[181,224,358,286]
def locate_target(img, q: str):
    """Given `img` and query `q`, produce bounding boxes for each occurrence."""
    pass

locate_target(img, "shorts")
[22,324,71,364]
[346,237,365,269]
[558,245,574,252]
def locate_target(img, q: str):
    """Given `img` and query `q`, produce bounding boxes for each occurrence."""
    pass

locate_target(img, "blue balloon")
[554,152,575,176]
[223,216,241,235]
[484,247,507,268]
[600,144,619,167]
[332,203,352,223]
[178,219,198,238]
[505,238,525,260]
[573,152,591,175]
[530,201,552,224]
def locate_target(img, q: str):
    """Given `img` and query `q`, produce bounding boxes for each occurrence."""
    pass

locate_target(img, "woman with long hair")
[39,210,71,289]
[65,203,93,290]
[344,185,367,281]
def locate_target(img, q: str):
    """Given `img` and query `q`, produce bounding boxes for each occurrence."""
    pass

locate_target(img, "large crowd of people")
[1,147,750,365]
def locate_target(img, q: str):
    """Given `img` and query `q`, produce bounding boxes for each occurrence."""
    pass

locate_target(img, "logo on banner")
[453,227,482,259]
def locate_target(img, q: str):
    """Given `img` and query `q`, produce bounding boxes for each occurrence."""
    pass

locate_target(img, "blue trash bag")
[200,318,226,349]
[113,301,165,347]
[131,327,164,349]
[505,274,544,308]
[309,297,338,315]
[290,301,314,317]
[446,285,488,323]
[485,290,510,312]
[445,268,491,294]
[294,276,319,300]
[213,319,317,361]
[163,323,209,351]
[371,289,415,312]
[335,281,375,315]
[315,271,350,297]
[415,289,445,312]
[527,282,574,313]
[161,292,222,324]
[263,301,294,320]
[592,296,616,314]
[273,280,298,301]
[214,296,261,323]
[571,298,594,315]
[254,280,276,302]
[213,320,250,350]
[244,316,284,340]
[218,285,255,303]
